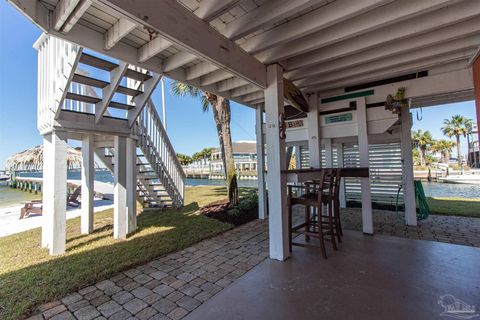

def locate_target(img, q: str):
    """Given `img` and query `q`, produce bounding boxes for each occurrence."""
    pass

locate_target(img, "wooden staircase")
[36,34,184,208]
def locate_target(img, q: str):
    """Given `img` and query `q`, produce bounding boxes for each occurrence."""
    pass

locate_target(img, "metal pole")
[161,77,167,131]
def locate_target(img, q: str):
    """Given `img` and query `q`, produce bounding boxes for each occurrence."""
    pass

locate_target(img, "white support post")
[400,107,417,226]
[336,143,347,208]
[81,134,94,234]
[323,138,333,167]
[357,98,373,235]
[255,104,267,220]
[42,131,68,255]
[307,93,321,168]
[295,145,302,169]
[126,137,137,234]
[265,64,289,261]
[114,136,128,239]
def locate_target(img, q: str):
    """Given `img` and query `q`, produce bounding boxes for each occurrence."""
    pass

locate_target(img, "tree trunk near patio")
[456,135,462,164]
[420,148,426,166]
[214,97,238,206]
[210,100,227,179]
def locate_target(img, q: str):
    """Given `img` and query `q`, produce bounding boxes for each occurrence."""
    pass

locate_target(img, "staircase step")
[79,53,152,82]
[65,92,134,110]
[139,170,155,174]
[110,101,135,110]
[66,92,101,104]
[72,73,143,96]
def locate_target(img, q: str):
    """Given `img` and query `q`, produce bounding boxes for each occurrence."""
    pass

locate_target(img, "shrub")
[228,192,258,217]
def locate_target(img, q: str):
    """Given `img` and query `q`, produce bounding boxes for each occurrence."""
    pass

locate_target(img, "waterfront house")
[210,141,258,177]
[6,0,480,318]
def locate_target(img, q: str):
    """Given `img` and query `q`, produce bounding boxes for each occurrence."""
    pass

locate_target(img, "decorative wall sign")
[286,120,304,128]
[325,113,353,124]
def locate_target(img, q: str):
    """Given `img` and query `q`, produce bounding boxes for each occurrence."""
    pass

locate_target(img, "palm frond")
[201,96,210,112]
[170,81,202,98]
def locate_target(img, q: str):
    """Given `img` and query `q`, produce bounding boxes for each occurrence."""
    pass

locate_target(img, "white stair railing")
[136,100,185,207]
[35,34,185,207]
[34,34,81,134]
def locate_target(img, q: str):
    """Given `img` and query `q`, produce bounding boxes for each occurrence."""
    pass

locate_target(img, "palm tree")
[412,129,433,166]
[441,115,473,164]
[431,139,455,163]
[171,82,238,205]
[192,147,213,163]
[176,153,192,166]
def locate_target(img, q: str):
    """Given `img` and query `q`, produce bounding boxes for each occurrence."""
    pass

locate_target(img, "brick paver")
[28,209,479,319]
[340,208,480,247]
[28,220,269,320]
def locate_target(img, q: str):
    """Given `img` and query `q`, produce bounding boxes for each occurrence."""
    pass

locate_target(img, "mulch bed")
[199,200,258,226]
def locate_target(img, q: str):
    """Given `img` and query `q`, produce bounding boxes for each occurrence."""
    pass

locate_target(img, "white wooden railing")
[136,101,185,207]
[35,34,184,207]
[34,34,81,134]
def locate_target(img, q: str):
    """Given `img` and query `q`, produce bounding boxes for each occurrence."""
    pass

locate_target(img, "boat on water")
[0,171,10,181]
[439,174,480,185]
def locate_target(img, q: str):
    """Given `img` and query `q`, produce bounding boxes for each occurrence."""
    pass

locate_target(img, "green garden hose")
[395,180,430,221]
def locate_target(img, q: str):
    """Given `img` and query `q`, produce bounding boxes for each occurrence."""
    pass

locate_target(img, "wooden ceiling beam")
[294,35,480,87]
[241,0,393,54]
[103,0,266,88]
[286,8,480,72]
[224,0,326,41]
[256,0,462,63]
[104,17,136,50]
[286,21,480,80]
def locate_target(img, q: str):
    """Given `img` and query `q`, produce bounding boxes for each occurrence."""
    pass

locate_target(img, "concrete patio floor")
[186,230,480,320]
[28,209,480,320]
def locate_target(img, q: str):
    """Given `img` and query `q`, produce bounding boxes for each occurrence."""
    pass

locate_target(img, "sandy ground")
[0,198,113,238]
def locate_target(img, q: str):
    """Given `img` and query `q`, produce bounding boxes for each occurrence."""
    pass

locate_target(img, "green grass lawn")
[427,197,480,218]
[0,186,252,320]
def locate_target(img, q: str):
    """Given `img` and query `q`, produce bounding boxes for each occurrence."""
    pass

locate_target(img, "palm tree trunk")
[456,135,461,164]
[421,148,426,166]
[210,104,227,178]
[215,97,238,205]
[419,147,424,166]
[466,134,471,166]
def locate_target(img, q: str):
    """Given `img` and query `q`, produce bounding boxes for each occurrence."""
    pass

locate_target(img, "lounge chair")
[19,186,82,219]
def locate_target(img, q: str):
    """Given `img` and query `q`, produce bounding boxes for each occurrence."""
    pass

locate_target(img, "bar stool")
[287,169,339,259]
[319,169,342,244]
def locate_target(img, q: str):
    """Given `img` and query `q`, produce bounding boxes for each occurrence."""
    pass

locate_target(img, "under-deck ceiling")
[8,0,480,107]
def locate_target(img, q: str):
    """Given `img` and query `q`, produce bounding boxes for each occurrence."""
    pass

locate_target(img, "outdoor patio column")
[295,146,302,169]
[323,139,332,167]
[81,134,94,234]
[307,93,321,168]
[357,98,373,235]
[336,143,347,208]
[42,130,68,255]
[255,104,267,220]
[265,64,289,261]
[126,137,137,234]
[114,136,127,239]
[473,55,480,144]
[400,107,417,226]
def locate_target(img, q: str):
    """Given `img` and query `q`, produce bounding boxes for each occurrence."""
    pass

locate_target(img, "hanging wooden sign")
[283,78,309,113]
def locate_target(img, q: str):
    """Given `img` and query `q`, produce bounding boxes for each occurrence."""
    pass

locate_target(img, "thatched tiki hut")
[5,145,83,171]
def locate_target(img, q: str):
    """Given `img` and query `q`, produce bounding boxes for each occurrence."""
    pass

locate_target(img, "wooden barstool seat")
[287,168,341,259]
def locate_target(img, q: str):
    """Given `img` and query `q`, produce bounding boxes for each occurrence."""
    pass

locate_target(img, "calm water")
[1,171,478,208]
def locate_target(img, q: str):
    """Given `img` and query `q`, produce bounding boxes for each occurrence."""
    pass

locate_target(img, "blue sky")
[0,1,477,167]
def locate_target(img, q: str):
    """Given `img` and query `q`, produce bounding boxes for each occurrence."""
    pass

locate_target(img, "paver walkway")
[28,220,269,320]
[29,208,480,320]
[341,208,480,247]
